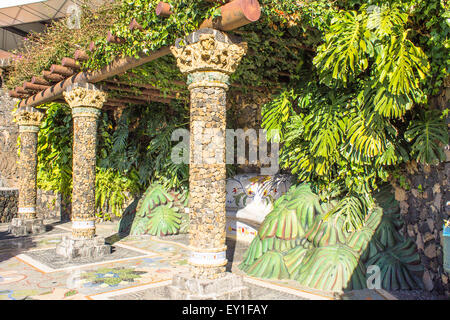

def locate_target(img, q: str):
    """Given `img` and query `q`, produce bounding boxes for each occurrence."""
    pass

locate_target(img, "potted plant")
[444,219,450,274]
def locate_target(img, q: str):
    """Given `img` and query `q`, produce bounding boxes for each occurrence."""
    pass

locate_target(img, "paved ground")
[0,219,425,300]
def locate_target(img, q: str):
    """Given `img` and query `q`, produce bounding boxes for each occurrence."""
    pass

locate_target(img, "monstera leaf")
[259,204,302,240]
[283,243,310,279]
[373,210,403,248]
[146,204,181,236]
[130,215,151,236]
[346,207,382,260]
[239,236,298,269]
[259,184,323,241]
[126,183,188,236]
[241,251,290,280]
[288,184,324,231]
[332,195,368,232]
[136,184,174,217]
[305,212,349,247]
[366,239,423,290]
[294,244,366,292]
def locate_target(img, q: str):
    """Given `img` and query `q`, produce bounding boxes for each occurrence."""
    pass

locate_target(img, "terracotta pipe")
[23,82,50,91]
[42,71,64,82]
[61,57,80,69]
[156,2,173,17]
[50,64,74,77]
[16,87,29,95]
[9,90,26,98]
[74,50,89,61]
[18,47,171,108]
[129,18,143,31]
[31,76,50,86]
[199,0,261,31]
[17,1,262,108]
[107,31,125,44]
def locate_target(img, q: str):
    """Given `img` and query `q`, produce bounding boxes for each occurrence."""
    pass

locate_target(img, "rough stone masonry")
[171,28,248,280]
[8,107,45,235]
[168,28,250,299]
[55,84,111,259]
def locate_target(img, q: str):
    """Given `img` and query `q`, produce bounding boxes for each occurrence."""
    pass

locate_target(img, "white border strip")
[16,245,158,273]
[18,207,36,214]
[243,276,333,300]
[88,280,172,300]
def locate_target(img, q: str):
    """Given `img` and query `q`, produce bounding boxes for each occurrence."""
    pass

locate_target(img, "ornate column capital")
[15,107,44,132]
[170,29,247,90]
[63,84,106,117]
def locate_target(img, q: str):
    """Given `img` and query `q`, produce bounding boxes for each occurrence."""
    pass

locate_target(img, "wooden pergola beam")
[23,82,50,91]
[50,64,74,77]
[42,71,64,82]
[31,76,50,86]
[17,0,262,108]
[74,50,89,61]
[61,57,80,70]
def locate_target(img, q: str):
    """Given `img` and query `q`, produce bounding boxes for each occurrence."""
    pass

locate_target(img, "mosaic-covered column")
[170,29,247,282]
[8,107,45,236]
[55,84,111,259]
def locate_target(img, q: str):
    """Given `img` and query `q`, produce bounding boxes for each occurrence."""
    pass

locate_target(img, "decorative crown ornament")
[15,107,44,127]
[63,86,106,110]
[170,30,248,75]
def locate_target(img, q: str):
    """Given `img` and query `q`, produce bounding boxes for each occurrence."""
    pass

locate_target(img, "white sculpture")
[226,174,292,224]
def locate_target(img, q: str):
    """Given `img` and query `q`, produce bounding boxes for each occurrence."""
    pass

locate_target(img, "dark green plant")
[239,183,423,292]
[126,183,188,236]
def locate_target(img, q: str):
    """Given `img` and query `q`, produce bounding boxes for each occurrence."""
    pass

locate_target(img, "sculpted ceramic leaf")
[242,251,290,280]
[305,212,348,247]
[294,244,365,292]
[366,238,423,290]
[346,207,382,255]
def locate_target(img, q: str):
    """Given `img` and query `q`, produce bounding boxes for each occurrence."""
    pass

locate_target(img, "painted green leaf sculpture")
[241,251,290,280]
[118,183,188,237]
[367,238,423,290]
[239,183,423,292]
[146,204,181,236]
[293,244,366,291]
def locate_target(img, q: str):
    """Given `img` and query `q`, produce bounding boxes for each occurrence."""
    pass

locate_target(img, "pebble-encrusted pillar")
[170,29,247,282]
[55,84,111,260]
[8,107,45,236]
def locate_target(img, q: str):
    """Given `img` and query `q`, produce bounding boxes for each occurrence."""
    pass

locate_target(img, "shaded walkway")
[0,220,399,300]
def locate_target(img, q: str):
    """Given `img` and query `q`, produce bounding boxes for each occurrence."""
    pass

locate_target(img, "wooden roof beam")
[42,71,65,82]
[61,57,81,70]
[31,76,50,86]
[50,64,74,77]
[107,31,125,44]
[23,82,50,91]
[74,50,89,61]
[18,0,262,108]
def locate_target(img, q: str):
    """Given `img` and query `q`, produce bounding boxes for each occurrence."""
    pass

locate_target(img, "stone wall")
[393,158,450,297]
[0,188,18,223]
[0,88,19,188]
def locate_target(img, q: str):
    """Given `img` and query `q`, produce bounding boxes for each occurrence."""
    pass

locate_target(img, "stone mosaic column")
[8,107,45,236]
[55,84,111,259]
[171,29,247,281]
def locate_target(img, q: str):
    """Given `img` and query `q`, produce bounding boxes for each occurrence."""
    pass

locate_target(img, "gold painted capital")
[63,87,106,110]
[15,107,44,127]
[170,33,247,75]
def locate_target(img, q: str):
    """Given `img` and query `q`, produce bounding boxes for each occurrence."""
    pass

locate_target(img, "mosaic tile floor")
[0,220,393,300]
